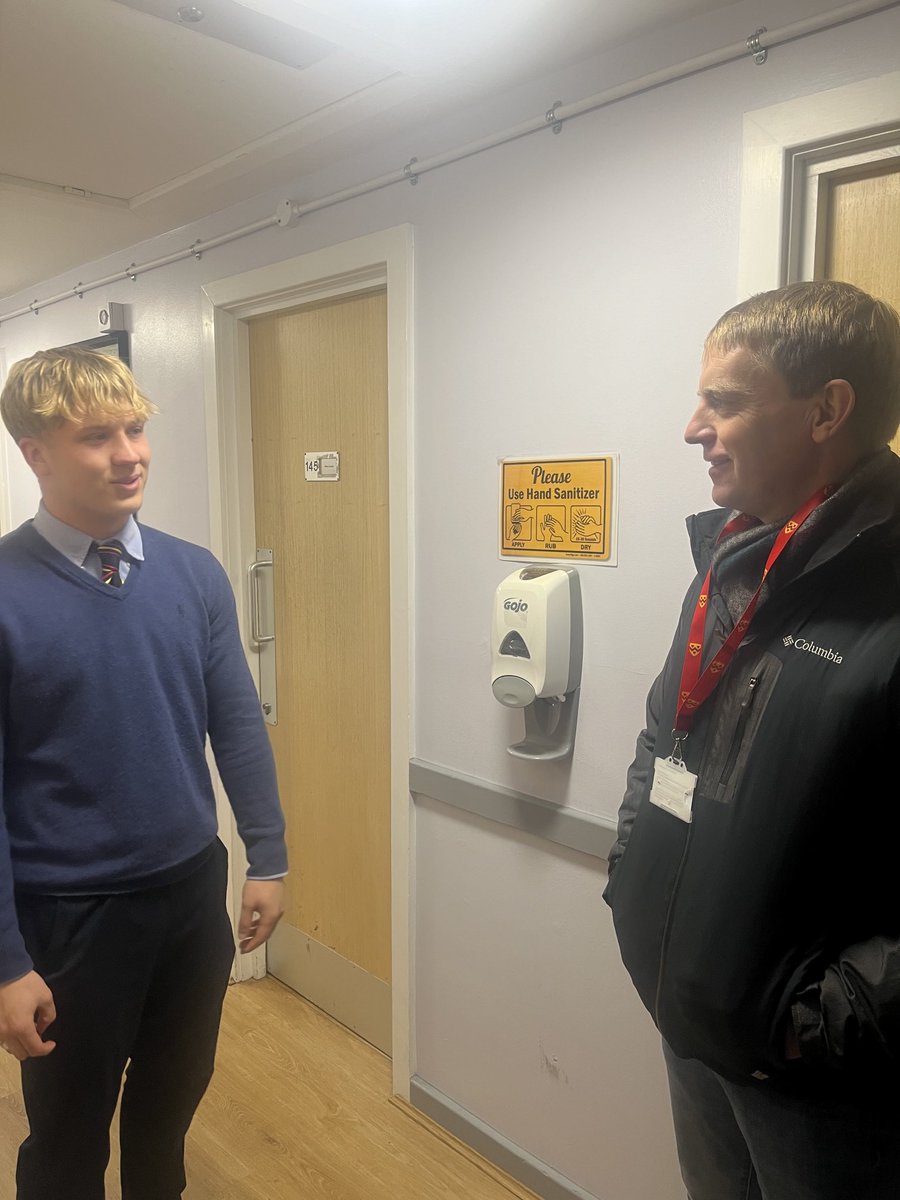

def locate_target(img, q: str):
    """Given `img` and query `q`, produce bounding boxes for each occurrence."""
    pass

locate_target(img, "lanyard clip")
[671,730,689,765]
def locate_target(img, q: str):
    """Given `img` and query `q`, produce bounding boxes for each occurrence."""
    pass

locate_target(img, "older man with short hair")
[606,281,900,1200]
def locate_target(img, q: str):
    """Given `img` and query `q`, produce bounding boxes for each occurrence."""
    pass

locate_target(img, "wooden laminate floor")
[0,976,536,1200]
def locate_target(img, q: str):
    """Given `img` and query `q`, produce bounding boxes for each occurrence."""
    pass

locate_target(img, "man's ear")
[810,379,855,444]
[18,436,50,478]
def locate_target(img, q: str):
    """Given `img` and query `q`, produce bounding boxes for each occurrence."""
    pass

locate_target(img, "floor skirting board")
[410,1075,601,1200]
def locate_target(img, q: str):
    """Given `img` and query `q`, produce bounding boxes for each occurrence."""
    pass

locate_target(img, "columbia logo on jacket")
[782,634,843,663]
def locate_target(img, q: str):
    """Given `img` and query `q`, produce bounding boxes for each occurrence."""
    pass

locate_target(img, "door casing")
[0,349,11,537]
[738,69,900,296]
[200,225,415,1098]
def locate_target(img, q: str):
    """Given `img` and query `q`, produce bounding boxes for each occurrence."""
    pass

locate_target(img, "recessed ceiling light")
[177,5,204,22]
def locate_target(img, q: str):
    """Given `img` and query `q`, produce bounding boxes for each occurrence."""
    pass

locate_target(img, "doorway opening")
[201,226,414,1096]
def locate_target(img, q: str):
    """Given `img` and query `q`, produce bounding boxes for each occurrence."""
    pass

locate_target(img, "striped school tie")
[93,540,125,587]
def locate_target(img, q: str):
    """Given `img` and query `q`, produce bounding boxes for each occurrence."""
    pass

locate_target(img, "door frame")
[738,69,900,295]
[200,225,415,1097]
[0,349,12,537]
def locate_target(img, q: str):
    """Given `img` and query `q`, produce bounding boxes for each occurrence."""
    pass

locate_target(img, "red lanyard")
[674,487,831,737]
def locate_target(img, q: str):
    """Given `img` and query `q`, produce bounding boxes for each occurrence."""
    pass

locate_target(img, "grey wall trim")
[411,1076,600,1200]
[409,759,617,862]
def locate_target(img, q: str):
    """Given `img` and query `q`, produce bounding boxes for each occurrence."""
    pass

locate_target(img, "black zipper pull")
[720,676,760,787]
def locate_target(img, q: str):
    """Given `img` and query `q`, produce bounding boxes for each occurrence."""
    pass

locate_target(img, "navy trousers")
[14,841,235,1200]
[664,1040,900,1200]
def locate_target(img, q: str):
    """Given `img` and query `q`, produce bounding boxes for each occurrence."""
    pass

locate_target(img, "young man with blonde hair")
[0,347,287,1199]
[606,281,900,1199]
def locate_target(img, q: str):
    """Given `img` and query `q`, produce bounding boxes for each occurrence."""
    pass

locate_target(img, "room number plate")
[304,451,340,481]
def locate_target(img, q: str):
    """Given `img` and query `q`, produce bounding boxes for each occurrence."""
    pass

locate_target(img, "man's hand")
[0,971,57,1061]
[238,879,285,954]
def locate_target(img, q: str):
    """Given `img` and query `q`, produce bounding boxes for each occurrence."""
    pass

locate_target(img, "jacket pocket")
[696,651,782,806]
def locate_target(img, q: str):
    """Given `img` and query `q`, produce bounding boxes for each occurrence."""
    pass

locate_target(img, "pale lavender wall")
[2,4,899,1196]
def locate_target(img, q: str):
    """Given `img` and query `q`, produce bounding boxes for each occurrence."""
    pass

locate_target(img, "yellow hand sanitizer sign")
[500,455,617,564]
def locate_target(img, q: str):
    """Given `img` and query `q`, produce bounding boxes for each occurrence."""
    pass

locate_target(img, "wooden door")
[248,289,392,1052]
[815,159,900,453]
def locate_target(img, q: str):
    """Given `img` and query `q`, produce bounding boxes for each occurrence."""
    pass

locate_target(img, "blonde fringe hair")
[0,347,158,443]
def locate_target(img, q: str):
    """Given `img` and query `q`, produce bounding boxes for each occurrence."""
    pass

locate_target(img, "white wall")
[3,4,899,1196]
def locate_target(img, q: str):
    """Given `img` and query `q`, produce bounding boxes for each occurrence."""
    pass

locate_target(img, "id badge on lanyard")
[650,754,697,823]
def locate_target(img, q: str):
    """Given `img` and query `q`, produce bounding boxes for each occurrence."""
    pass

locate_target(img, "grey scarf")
[711,449,894,624]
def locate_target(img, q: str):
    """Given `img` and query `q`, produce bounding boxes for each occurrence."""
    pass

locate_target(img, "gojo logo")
[504,598,528,613]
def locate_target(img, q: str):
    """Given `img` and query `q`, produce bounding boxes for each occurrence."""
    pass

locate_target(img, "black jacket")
[605,451,900,1085]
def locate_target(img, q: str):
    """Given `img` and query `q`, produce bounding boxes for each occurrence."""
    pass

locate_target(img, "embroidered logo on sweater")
[782,634,842,664]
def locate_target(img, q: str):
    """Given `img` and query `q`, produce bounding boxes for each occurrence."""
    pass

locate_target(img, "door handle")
[248,557,275,645]
[248,550,277,724]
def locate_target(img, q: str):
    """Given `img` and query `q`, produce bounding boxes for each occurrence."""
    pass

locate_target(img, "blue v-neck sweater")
[0,521,287,981]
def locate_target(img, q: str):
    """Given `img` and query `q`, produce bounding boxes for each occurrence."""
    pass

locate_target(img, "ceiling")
[0,0,732,302]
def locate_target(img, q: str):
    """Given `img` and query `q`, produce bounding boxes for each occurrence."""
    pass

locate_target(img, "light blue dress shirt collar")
[32,503,144,580]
